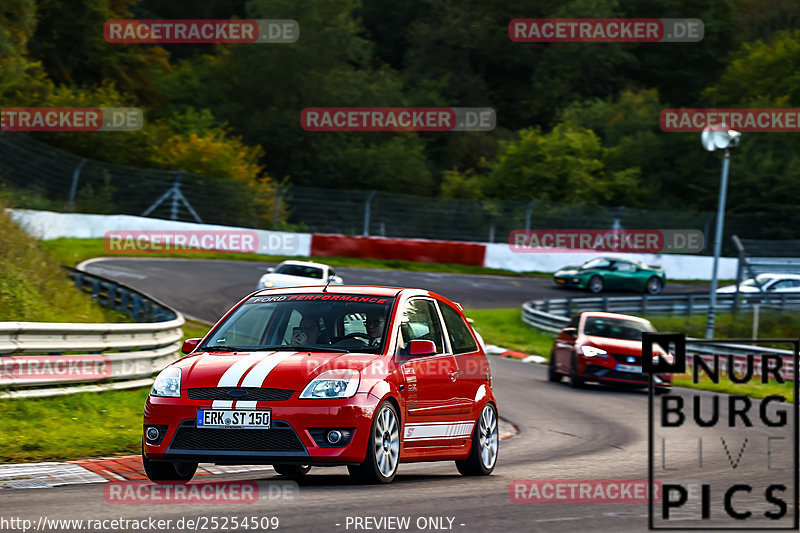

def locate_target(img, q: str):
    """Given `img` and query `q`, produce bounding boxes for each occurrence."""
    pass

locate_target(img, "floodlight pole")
[704,149,731,339]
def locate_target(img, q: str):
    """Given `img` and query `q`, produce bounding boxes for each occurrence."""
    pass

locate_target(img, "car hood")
[174,350,383,390]
[717,285,758,293]
[581,335,646,354]
[555,266,583,275]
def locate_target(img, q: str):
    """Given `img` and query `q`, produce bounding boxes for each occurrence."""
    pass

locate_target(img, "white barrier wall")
[484,243,739,280]
[8,209,312,257]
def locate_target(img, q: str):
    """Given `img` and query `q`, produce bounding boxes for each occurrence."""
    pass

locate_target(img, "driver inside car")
[365,311,386,344]
[291,315,322,345]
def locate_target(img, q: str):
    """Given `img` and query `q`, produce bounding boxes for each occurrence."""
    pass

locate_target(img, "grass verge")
[465,309,554,357]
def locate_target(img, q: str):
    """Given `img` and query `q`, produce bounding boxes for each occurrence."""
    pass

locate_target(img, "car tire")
[456,403,499,476]
[273,464,311,479]
[348,401,400,484]
[646,277,664,295]
[588,275,604,294]
[548,351,562,383]
[569,354,584,388]
[142,445,197,483]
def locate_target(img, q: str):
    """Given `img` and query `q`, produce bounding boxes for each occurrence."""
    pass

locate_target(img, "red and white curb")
[0,459,273,490]
[484,344,547,364]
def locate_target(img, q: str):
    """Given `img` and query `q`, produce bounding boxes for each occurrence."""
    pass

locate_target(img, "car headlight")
[579,346,608,358]
[299,369,360,399]
[262,279,274,287]
[151,367,181,397]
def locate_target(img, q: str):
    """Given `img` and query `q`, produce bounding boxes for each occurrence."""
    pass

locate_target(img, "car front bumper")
[143,391,380,465]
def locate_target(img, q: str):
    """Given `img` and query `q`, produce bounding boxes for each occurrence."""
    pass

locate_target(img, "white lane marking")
[234,351,296,409]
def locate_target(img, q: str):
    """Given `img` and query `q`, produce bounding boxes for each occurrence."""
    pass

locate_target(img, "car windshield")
[583,316,655,340]
[274,264,324,279]
[741,277,768,287]
[200,293,395,353]
[581,258,611,269]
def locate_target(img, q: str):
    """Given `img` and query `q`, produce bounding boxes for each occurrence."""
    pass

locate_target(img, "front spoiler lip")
[149,453,357,466]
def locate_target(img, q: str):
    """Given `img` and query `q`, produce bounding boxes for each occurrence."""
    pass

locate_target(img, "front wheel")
[142,446,197,483]
[456,403,499,476]
[348,401,400,484]
[645,277,664,295]
[588,275,604,294]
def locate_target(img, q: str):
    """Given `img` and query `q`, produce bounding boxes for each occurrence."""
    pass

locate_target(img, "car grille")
[169,420,305,452]
[611,353,642,365]
[186,387,294,401]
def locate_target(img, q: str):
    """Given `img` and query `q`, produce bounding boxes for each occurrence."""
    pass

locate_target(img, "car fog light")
[327,430,343,445]
[146,427,161,442]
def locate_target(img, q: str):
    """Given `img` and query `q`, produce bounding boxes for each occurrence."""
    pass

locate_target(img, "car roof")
[579,311,652,324]
[253,285,406,298]
[278,260,329,268]
[753,273,800,280]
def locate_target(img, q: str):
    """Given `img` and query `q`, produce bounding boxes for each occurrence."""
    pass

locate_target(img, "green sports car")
[553,257,666,295]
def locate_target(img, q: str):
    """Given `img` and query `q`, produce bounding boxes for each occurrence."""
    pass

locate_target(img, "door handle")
[449,370,459,382]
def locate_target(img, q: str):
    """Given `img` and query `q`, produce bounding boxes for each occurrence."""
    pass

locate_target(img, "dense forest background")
[2,0,799,236]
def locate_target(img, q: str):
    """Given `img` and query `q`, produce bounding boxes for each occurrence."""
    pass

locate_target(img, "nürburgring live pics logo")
[644,333,799,530]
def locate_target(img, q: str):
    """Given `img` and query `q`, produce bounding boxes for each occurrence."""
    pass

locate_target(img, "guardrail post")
[132,295,142,320]
[687,294,693,316]
[543,300,550,313]
[603,297,609,311]
[107,283,116,307]
[91,279,101,299]
[566,299,573,316]
[642,294,648,315]
[119,289,130,312]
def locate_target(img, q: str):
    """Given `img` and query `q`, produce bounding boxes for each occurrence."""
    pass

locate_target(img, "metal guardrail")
[525,292,800,319]
[0,268,185,398]
[521,297,796,361]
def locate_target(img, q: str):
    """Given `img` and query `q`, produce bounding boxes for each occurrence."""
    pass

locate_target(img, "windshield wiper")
[253,345,350,353]
[202,345,250,352]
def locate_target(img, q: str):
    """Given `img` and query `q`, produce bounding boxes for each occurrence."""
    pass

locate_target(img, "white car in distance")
[717,273,800,294]
[257,260,343,290]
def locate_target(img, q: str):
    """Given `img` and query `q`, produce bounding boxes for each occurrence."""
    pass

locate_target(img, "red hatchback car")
[548,311,671,392]
[143,286,498,484]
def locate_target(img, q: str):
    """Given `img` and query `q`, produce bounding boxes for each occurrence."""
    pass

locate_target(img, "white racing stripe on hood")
[235,351,297,409]
[211,351,268,409]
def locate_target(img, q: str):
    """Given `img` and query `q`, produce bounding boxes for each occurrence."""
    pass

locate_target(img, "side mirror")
[408,339,436,356]
[182,338,201,354]
[562,327,578,338]
[266,267,275,273]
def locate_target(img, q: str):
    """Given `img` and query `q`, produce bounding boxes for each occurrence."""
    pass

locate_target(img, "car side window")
[616,262,636,272]
[439,303,478,354]
[396,299,445,354]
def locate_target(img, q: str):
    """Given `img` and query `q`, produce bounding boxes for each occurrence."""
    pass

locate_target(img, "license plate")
[616,364,642,374]
[196,410,271,429]
[556,278,566,284]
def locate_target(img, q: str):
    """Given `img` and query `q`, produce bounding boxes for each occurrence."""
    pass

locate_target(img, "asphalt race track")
[5,259,788,532]
[80,258,706,322]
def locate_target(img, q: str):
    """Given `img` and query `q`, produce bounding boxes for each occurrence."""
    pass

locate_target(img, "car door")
[437,301,484,414]
[395,298,464,442]
[604,260,638,289]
